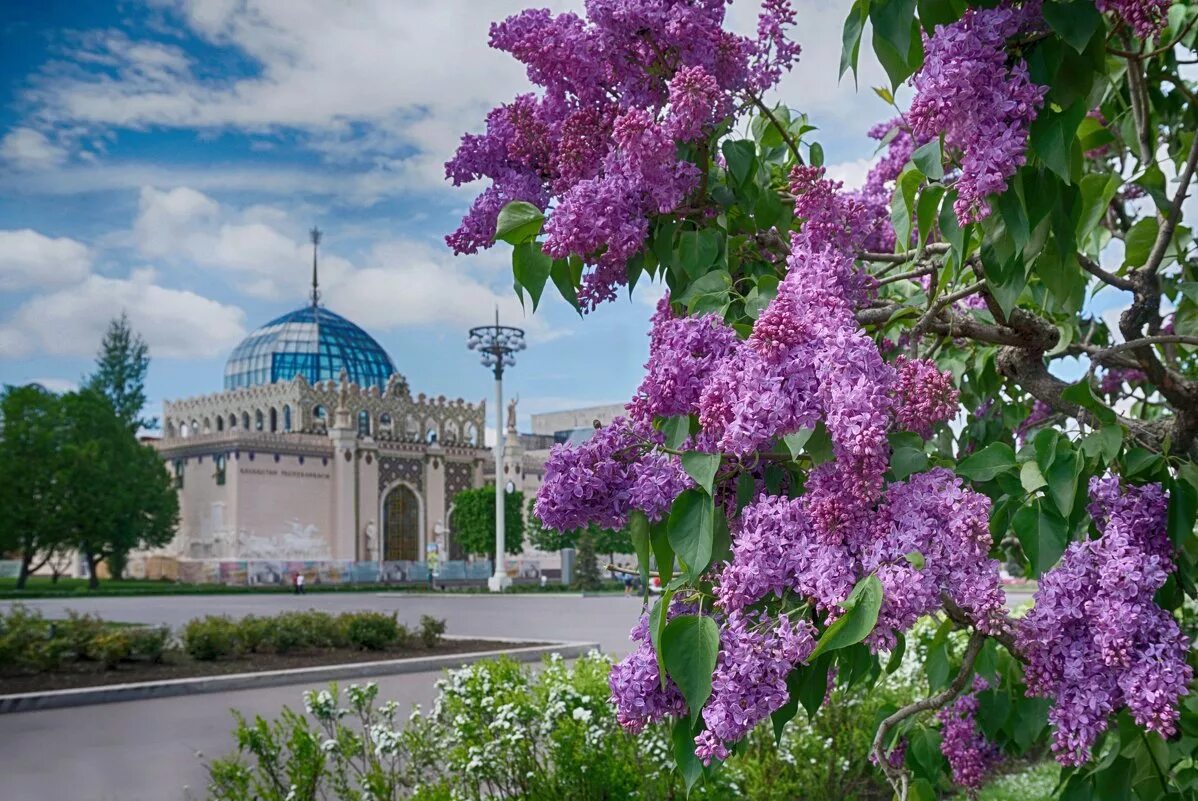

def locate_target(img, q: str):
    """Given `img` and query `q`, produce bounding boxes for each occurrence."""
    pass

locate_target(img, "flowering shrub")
[208,648,1026,801]
[450,0,1198,798]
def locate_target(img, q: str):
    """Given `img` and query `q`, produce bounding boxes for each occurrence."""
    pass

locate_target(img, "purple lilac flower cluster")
[908,4,1047,224]
[534,417,690,532]
[1017,477,1192,766]
[854,120,929,252]
[1096,0,1172,39]
[893,357,960,438]
[1099,367,1147,396]
[608,612,689,733]
[446,0,800,311]
[694,611,817,764]
[937,677,1002,789]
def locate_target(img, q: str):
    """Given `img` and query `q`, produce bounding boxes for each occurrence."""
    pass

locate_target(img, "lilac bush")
[450,0,1198,797]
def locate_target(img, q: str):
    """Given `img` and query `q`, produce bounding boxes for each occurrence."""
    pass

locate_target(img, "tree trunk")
[16,552,31,590]
[85,551,101,590]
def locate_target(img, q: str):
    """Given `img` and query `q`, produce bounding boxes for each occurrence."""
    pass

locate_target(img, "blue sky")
[0,0,898,435]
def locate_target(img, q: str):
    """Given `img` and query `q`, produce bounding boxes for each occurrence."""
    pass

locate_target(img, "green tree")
[59,389,178,588]
[0,384,69,589]
[86,312,155,432]
[449,485,525,560]
[573,527,602,591]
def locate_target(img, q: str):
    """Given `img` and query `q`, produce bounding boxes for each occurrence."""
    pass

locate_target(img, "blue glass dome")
[224,305,397,391]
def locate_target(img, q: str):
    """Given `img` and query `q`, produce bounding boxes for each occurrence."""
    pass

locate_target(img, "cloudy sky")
[0,0,897,432]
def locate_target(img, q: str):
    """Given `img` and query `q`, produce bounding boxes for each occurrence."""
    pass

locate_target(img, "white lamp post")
[467,310,526,592]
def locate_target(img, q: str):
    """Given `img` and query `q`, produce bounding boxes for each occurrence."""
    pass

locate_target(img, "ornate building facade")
[150,240,489,576]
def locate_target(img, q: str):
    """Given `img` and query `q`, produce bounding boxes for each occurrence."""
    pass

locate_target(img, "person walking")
[297,573,305,594]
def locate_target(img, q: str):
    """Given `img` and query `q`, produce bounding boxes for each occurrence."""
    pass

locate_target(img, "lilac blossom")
[1018,477,1192,765]
[937,677,1002,789]
[909,5,1047,223]
[609,613,688,732]
[893,357,960,438]
[1096,0,1172,39]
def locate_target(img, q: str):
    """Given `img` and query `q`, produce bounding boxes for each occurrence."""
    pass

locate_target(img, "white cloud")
[24,377,79,394]
[825,158,874,190]
[0,229,92,290]
[0,269,247,359]
[323,238,560,342]
[0,128,68,170]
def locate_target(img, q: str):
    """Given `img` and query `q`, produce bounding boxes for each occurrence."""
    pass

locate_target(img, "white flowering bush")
[206,644,1061,801]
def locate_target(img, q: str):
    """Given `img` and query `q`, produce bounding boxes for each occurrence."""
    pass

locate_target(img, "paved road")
[0,592,645,801]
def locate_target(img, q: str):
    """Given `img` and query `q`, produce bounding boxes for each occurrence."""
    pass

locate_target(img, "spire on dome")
[309,226,322,308]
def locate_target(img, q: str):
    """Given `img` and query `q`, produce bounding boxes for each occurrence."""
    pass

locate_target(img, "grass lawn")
[974,761,1058,801]
[0,575,626,599]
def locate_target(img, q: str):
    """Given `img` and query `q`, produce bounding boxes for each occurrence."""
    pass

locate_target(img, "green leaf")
[873,15,924,89]
[494,201,545,244]
[975,688,1011,738]
[1021,460,1048,493]
[648,590,673,687]
[681,452,720,493]
[550,257,581,313]
[885,633,906,673]
[916,185,945,248]
[1123,217,1159,268]
[891,166,922,251]
[722,140,756,188]
[939,188,966,262]
[917,0,962,32]
[871,0,919,74]
[650,520,674,588]
[782,427,814,459]
[956,442,1017,482]
[512,242,552,311]
[667,489,715,580]
[662,415,693,450]
[840,0,871,83]
[911,138,944,181]
[1013,499,1069,577]
[629,509,651,600]
[1081,425,1123,462]
[1044,446,1081,517]
[809,141,824,168]
[1076,172,1122,240]
[1043,0,1103,53]
[677,269,732,315]
[1061,380,1116,425]
[677,229,721,280]
[904,550,925,569]
[925,642,950,690]
[1168,477,1197,548]
[1029,99,1087,183]
[662,614,720,723]
[671,718,704,790]
[809,575,884,660]
[889,431,929,480]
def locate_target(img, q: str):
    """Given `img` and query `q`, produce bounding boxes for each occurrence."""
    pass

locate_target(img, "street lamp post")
[467,310,526,593]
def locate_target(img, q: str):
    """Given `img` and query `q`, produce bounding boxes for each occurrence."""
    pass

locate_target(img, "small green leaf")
[681,451,720,493]
[1029,99,1087,183]
[840,0,871,83]
[782,427,815,459]
[809,575,884,660]
[890,166,922,251]
[1061,380,1116,425]
[885,633,906,673]
[671,717,705,789]
[550,257,580,313]
[1081,425,1123,462]
[494,201,544,244]
[916,185,946,248]
[1123,217,1159,268]
[903,550,925,569]
[1013,499,1069,577]
[650,519,674,588]
[629,509,651,600]
[662,614,720,723]
[512,242,552,311]
[677,269,732,315]
[1021,460,1048,493]
[911,138,944,181]
[1042,0,1103,52]
[662,415,692,450]
[956,442,1018,482]
[925,642,950,690]
[722,140,757,188]
[677,229,721,280]
[667,489,715,580]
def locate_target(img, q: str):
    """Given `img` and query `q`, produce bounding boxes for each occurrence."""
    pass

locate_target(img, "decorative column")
[328,374,358,560]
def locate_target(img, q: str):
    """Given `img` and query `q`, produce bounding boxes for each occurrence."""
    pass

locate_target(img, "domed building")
[150,231,490,584]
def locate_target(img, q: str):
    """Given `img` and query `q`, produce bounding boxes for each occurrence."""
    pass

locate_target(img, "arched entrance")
[381,483,421,561]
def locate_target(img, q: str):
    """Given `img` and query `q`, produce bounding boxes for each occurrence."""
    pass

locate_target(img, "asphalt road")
[0,592,646,801]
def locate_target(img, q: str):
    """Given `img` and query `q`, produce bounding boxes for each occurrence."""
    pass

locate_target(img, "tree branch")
[747,93,802,164]
[870,631,986,800]
[1090,334,1198,360]
[1077,253,1135,291]
[1143,129,1198,278]
[876,266,936,286]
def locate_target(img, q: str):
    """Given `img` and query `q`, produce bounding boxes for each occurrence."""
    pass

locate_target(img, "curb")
[0,637,599,715]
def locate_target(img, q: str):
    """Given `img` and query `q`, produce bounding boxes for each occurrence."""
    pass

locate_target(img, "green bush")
[0,604,72,673]
[88,629,134,669]
[267,610,345,653]
[418,615,445,649]
[340,611,402,651]
[183,615,242,661]
[235,615,272,653]
[128,625,171,663]
[59,610,107,660]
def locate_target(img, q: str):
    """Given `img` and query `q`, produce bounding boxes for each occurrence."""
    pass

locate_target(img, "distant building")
[148,231,489,577]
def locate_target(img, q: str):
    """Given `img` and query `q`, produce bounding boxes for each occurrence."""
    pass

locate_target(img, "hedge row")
[0,605,169,673]
[182,611,446,661]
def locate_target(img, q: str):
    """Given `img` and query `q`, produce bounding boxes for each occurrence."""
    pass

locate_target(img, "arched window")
[166,420,177,438]
[405,414,419,439]
[216,416,224,432]
[379,413,392,433]
[241,412,251,430]
[255,410,264,431]
[229,414,237,430]
[269,408,278,433]
[425,419,438,444]
[190,419,199,438]
[283,405,292,432]
[202,417,212,434]
[357,409,371,438]
[214,454,227,486]
[464,422,478,446]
